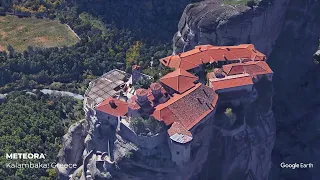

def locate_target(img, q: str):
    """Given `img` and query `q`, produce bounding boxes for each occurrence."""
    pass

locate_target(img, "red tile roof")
[135,88,148,97]
[168,122,193,144]
[96,97,128,116]
[152,83,218,131]
[223,61,273,76]
[128,86,168,110]
[160,68,199,94]
[132,65,141,71]
[150,82,162,91]
[211,75,254,91]
[160,44,266,70]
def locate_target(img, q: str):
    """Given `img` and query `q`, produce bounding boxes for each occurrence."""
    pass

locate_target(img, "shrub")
[129,117,146,134]
[224,108,237,125]
[247,0,257,8]
[313,52,320,65]
[133,77,153,89]
[129,116,165,135]
[124,151,134,159]
[75,169,82,178]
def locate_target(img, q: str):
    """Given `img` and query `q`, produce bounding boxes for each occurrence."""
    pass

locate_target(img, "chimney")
[150,83,162,98]
[109,100,117,109]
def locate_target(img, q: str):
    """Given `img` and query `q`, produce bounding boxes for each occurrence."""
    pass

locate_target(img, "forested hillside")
[0,92,83,179]
[0,0,191,179]
[0,0,193,94]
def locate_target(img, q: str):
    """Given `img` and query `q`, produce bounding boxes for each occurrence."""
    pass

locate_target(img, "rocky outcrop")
[173,0,290,56]
[197,79,276,180]
[58,80,276,180]
[174,0,320,179]
[57,120,87,179]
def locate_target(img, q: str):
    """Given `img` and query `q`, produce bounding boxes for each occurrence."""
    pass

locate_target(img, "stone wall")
[118,122,167,150]
[168,139,191,166]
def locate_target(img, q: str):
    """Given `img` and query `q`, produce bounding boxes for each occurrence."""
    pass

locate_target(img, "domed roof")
[213,68,225,78]
[150,82,162,91]
[136,88,148,96]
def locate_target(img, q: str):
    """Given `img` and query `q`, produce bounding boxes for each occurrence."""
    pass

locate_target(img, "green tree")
[225,108,237,125]
[246,0,257,8]
[129,116,165,135]
[129,117,146,135]
[0,92,84,179]
[133,78,153,89]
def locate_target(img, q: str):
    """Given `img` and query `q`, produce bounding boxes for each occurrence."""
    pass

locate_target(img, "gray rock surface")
[173,0,320,179]
[173,0,289,56]
[57,120,87,179]
[58,82,276,180]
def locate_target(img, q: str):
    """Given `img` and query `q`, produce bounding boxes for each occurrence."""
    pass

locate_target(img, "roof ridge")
[255,61,268,71]
[155,83,202,111]
[212,74,251,81]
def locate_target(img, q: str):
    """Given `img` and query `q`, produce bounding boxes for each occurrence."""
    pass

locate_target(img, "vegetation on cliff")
[130,116,165,136]
[223,0,258,7]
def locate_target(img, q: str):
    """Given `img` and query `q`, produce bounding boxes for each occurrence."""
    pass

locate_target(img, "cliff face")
[193,79,275,180]
[57,120,87,178]
[174,0,320,179]
[58,84,275,180]
[173,0,290,56]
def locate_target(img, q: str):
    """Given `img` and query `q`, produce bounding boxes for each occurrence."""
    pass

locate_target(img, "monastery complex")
[83,44,273,167]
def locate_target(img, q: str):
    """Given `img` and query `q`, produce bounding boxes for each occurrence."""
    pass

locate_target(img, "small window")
[176,151,180,155]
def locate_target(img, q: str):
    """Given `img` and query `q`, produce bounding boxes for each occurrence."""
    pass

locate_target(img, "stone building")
[82,44,274,168]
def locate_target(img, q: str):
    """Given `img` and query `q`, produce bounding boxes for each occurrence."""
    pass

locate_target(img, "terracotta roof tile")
[160,68,199,94]
[223,61,273,76]
[150,82,162,91]
[129,86,168,110]
[132,65,141,71]
[211,75,254,91]
[135,88,148,96]
[152,83,218,130]
[160,44,266,70]
[168,122,193,144]
[96,97,128,116]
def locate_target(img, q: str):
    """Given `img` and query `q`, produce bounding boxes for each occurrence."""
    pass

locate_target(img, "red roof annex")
[160,44,266,70]
[223,61,273,76]
[211,75,254,91]
[168,122,193,144]
[160,68,199,94]
[96,97,128,116]
[152,83,218,130]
